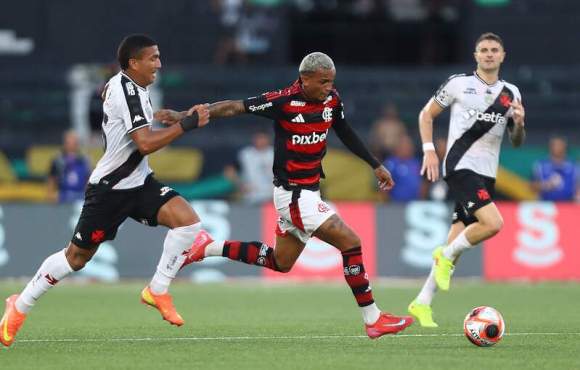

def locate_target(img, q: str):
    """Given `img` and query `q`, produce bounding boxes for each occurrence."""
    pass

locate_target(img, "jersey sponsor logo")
[125,82,136,96]
[132,114,144,123]
[322,107,333,122]
[463,109,506,124]
[248,102,272,112]
[463,87,477,95]
[290,100,306,107]
[291,114,305,123]
[291,129,328,145]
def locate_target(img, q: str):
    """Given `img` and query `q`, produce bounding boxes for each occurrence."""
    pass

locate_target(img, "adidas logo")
[291,114,305,123]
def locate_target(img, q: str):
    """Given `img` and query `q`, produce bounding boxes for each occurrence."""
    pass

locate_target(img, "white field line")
[12,332,580,344]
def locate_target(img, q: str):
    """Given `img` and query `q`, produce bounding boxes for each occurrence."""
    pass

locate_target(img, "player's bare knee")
[65,244,96,271]
[276,263,293,273]
[490,216,504,235]
[483,216,503,237]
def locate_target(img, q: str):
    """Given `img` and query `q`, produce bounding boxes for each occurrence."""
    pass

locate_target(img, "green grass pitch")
[1,281,579,370]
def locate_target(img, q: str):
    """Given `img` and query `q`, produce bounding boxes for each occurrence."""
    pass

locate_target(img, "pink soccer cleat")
[180,230,214,269]
[365,312,414,339]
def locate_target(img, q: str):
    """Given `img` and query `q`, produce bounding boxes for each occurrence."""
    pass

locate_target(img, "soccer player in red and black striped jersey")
[159,52,414,338]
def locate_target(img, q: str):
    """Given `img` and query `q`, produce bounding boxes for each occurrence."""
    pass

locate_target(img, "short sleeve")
[433,75,462,108]
[119,77,150,133]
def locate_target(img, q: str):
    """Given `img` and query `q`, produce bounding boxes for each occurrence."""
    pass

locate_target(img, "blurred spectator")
[427,136,450,200]
[236,2,282,64]
[213,0,245,64]
[225,131,274,204]
[532,136,579,201]
[369,102,408,161]
[383,135,424,202]
[47,130,91,203]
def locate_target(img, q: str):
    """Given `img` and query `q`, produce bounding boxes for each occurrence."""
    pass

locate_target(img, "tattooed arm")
[208,100,246,118]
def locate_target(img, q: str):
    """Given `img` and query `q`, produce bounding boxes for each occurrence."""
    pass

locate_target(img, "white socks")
[204,240,225,257]
[416,262,437,305]
[361,303,381,325]
[15,249,73,314]
[149,223,201,295]
[442,230,472,260]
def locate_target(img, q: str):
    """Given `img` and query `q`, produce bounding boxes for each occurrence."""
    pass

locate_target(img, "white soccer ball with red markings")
[463,306,505,347]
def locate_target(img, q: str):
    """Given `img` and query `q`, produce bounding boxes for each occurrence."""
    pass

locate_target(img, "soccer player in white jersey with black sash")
[408,32,526,327]
[0,34,210,347]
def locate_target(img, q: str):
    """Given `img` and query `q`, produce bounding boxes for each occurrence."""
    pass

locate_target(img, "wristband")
[422,142,435,152]
[179,112,200,132]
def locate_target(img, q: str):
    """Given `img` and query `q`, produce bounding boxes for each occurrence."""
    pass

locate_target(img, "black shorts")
[71,174,179,248]
[445,169,496,226]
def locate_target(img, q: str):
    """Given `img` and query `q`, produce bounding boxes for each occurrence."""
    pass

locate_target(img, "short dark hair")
[117,34,157,70]
[475,32,504,49]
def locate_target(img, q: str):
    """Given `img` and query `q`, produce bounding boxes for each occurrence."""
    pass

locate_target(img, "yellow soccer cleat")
[408,300,438,328]
[140,286,184,326]
[432,246,454,291]
[1,294,27,347]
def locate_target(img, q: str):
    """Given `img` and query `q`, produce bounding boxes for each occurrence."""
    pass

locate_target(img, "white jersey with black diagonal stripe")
[88,72,153,189]
[434,72,522,179]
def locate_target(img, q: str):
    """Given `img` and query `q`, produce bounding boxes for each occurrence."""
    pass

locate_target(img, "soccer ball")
[463,306,505,347]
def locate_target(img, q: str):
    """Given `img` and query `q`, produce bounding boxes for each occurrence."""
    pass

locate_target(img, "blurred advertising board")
[484,202,580,280]
[1,201,576,282]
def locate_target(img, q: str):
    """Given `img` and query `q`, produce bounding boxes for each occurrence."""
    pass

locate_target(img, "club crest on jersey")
[322,107,333,122]
[291,129,328,145]
[499,92,512,108]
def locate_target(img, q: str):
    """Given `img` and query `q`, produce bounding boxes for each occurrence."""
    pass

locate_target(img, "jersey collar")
[120,71,148,91]
[473,71,500,87]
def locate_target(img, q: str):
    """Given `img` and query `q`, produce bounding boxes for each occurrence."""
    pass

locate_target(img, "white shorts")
[273,186,336,244]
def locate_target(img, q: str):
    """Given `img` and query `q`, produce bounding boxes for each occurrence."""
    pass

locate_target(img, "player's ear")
[128,58,138,70]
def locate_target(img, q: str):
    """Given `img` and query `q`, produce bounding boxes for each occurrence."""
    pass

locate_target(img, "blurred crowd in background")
[0,0,579,204]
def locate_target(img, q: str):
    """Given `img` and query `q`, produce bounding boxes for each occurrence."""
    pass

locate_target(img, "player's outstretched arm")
[131,104,209,155]
[419,99,444,182]
[207,100,246,118]
[154,109,187,126]
[508,99,526,147]
[332,118,393,190]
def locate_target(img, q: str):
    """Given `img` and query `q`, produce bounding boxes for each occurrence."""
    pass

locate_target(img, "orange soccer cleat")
[180,230,214,269]
[365,312,414,339]
[140,286,184,326]
[1,294,27,347]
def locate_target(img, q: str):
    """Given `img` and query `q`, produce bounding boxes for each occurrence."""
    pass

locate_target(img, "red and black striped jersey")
[243,80,346,190]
